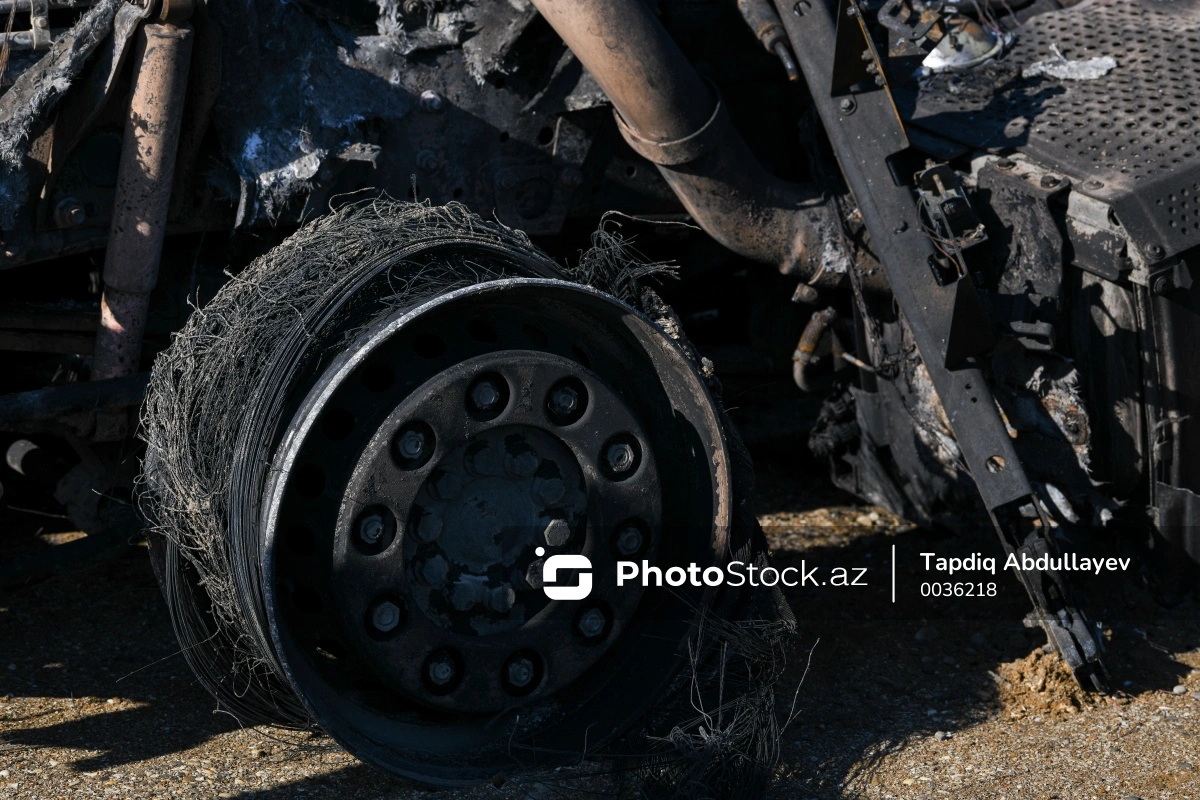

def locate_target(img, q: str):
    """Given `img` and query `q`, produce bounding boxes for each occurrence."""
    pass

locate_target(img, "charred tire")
[140,202,765,785]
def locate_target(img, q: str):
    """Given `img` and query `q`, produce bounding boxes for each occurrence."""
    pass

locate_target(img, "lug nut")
[605,442,636,474]
[577,607,607,639]
[450,577,484,611]
[615,525,644,556]
[465,442,499,476]
[486,584,516,614]
[505,445,539,478]
[371,600,401,633]
[542,518,571,547]
[416,554,449,585]
[358,513,385,544]
[396,428,427,461]
[427,654,456,686]
[431,469,463,501]
[507,657,535,688]
[532,476,566,506]
[547,385,580,418]
[416,507,442,542]
[419,89,444,113]
[470,380,502,412]
[524,559,545,589]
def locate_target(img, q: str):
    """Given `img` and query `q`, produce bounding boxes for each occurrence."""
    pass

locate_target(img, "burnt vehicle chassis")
[1,0,1199,789]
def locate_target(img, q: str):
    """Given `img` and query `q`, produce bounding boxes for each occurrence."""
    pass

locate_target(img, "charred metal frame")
[774,0,1108,687]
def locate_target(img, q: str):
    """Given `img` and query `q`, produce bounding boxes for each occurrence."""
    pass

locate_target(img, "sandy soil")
[2,443,1198,799]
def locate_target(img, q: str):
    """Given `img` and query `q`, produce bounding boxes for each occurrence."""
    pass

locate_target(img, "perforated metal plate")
[906,0,1200,260]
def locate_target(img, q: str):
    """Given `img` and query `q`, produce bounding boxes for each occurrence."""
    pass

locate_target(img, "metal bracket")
[29,0,51,49]
[776,0,1109,690]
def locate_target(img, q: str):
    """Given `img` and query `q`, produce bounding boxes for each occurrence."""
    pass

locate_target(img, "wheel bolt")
[577,607,607,639]
[431,469,462,501]
[416,507,442,542]
[524,559,545,589]
[615,525,643,556]
[427,654,456,686]
[605,442,636,474]
[358,513,385,544]
[416,554,449,585]
[507,657,535,688]
[531,475,566,506]
[465,442,499,477]
[419,89,444,113]
[371,601,401,633]
[542,518,571,547]
[505,446,539,478]
[396,428,427,461]
[486,584,516,614]
[470,380,502,412]
[547,385,579,417]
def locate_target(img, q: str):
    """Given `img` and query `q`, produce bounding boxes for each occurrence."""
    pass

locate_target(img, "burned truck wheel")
[140,202,760,785]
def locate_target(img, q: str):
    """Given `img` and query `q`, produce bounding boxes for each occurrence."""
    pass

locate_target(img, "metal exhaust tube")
[528,0,847,284]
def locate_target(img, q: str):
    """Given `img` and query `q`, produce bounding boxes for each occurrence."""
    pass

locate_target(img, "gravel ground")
[2,442,1198,799]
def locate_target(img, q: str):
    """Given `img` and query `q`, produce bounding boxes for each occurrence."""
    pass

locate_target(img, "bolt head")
[996,158,1015,170]
[431,469,462,501]
[403,0,423,14]
[470,381,501,412]
[396,428,427,461]
[419,90,444,113]
[1153,276,1170,294]
[1040,174,1060,189]
[465,443,499,477]
[428,658,455,686]
[542,518,572,547]
[1148,244,1166,259]
[416,507,442,542]
[524,559,545,589]
[417,554,449,586]
[507,658,535,688]
[578,608,606,638]
[532,476,567,507]
[371,601,401,633]
[35,16,48,28]
[358,513,385,544]
[548,385,579,417]
[486,585,516,614]
[605,442,636,474]
[450,578,483,611]
[1085,179,1104,190]
[615,526,644,556]
[839,97,855,113]
[505,447,539,478]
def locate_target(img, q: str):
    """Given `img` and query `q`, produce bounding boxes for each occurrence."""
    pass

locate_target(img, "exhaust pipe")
[528,0,847,285]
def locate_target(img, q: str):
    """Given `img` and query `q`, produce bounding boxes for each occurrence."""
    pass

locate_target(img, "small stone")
[854,514,873,526]
[1174,685,1187,695]
[934,731,947,741]
[249,746,265,759]
[969,631,988,647]
[5,664,14,671]
[915,626,938,643]
[941,655,955,666]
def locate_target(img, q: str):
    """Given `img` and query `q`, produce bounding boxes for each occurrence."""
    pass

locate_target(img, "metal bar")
[775,0,1108,688]
[0,0,95,11]
[527,0,847,283]
[0,27,65,50]
[0,373,149,432]
[92,21,193,380]
[0,330,96,354]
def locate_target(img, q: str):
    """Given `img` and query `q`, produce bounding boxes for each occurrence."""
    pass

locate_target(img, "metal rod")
[92,22,193,380]
[0,0,95,12]
[527,0,846,283]
[0,28,65,50]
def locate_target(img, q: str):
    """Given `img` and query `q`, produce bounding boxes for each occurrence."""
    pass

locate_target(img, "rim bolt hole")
[601,434,641,480]
[368,599,404,636]
[502,651,542,695]
[546,378,588,425]
[393,422,435,469]
[424,649,462,692]
[576,606,609,640]
[466,373,510,420]
[614,523,646,556]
